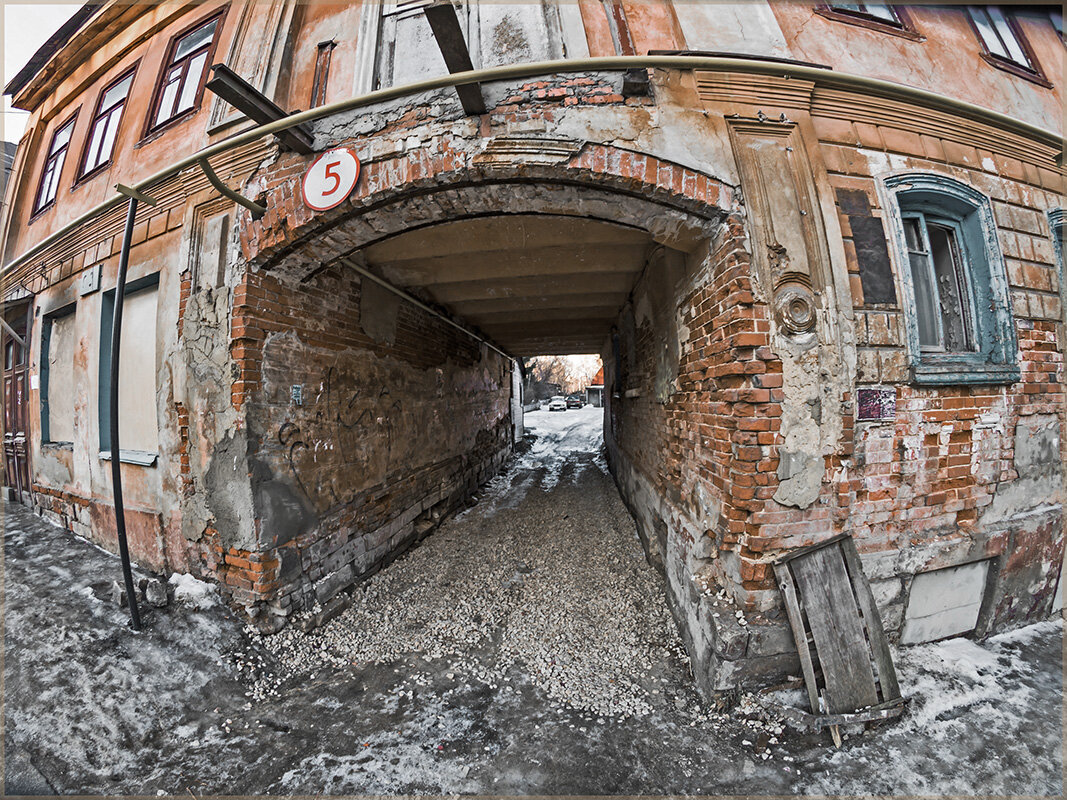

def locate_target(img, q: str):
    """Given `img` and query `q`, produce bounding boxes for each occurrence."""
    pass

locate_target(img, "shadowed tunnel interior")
[357,213,659,356]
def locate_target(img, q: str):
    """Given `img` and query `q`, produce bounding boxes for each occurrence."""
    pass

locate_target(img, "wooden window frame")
[31,110,78,218]
[882,172,1019,386]
[964,5,1052,88]
[143,8,227,138]
[310,40,336,108]
[76,64,138,185]
[814,4,924,42]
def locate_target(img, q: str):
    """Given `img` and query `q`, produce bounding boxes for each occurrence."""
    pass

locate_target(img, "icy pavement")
[3,405,1063,795]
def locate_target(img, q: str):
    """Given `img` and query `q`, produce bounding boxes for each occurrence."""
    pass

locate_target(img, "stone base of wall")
[605,444,800,697]
[221,441,513,633]
[606,438,1064,698]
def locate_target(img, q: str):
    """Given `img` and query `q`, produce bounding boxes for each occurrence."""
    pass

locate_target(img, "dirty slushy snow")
[3,403,1063,795]
[250,406,689,719]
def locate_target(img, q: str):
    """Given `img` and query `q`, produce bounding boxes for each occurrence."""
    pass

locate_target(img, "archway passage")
[237,205,706,722]
[360,213,654,356]
[215,170,726,703]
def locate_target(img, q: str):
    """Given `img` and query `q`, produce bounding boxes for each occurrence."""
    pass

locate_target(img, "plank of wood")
[773,562,821,716]
[789,546,880,713]
[840,536,901,701]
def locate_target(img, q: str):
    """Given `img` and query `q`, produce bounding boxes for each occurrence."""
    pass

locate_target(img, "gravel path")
[250,407,690,720]
[3,405,1062,795]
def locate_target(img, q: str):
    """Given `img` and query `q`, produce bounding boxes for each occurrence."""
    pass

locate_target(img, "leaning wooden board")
[773,533,904,725]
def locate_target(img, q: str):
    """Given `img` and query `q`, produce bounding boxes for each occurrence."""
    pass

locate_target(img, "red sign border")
[301,147,362,212]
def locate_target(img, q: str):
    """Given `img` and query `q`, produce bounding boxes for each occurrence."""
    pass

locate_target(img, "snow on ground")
[3,403,1063,795]
[796,618,1063,796]
[249,404,689,719]
[169,572,219,609]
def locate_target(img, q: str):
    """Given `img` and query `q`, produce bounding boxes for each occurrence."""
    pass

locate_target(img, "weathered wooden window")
[34,114,76,214]
[79,67,135,179]
[903,215,977,353]
[356,0,565,92]
[828,3,901,25]
[884,173,1018,385]
[966,6,1048,83]
[311,41,336,108]
[149,12,223,131]
[375,0,452,90]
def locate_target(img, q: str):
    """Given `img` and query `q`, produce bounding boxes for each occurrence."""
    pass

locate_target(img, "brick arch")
[238,141,738,278]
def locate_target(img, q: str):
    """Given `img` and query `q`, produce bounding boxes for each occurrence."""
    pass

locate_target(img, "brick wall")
[216,263,514,629]
[605,110,1064,694]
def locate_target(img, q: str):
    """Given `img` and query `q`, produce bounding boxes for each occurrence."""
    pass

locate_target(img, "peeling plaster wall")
[211,264,513,629]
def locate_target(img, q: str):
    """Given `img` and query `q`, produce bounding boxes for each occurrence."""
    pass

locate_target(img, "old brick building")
[1,1,1063,694]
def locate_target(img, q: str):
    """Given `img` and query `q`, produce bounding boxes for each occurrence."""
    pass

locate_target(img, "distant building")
[0,141,16,204]
[586,367,604,408]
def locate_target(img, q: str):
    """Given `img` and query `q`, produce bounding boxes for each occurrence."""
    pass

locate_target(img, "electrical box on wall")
[79,264,101,295]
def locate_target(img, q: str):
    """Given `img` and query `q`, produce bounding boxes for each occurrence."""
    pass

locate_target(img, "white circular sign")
[301,147,361,211]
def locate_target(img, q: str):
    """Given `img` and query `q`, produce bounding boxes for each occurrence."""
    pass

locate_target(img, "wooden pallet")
[773,533,904,745]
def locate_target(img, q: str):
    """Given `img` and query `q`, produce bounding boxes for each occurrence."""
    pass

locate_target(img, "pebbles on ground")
[244,411,691,720]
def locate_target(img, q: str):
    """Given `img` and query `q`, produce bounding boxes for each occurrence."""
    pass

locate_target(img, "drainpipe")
[109,184,158,630]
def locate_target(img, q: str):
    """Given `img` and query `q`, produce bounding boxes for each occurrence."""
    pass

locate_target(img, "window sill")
[813,8,925,42]
[98,449,158,466]
[979,52,1053,89]
[42,441,73,450]
[912,360,1020,386]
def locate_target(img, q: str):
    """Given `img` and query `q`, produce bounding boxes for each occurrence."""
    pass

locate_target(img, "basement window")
[965,6,1050,85]
[79,67,136,179]
[98,275,160,465]
[41,304,77,445]
[33,113,77,215]
[882,173,1018,385]
[149,12,224,132]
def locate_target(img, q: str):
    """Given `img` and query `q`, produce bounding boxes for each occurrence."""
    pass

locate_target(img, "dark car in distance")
[566,394,584,409]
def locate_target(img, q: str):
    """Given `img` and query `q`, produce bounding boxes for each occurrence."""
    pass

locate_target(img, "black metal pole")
[110,196,142,631]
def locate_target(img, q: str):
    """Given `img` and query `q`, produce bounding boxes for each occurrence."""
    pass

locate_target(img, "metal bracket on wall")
[196,158,266,220]
[423,1,486,115]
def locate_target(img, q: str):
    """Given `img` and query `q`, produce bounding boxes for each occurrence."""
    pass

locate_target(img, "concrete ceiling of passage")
[361,214,655,356]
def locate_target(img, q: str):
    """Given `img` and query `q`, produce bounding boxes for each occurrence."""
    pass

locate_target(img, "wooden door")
[3,303,30,498]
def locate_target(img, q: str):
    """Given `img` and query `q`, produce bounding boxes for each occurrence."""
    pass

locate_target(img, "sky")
[3,2,82,144]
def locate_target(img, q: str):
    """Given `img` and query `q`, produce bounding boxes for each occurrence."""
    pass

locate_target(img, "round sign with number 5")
[301,148,361,211]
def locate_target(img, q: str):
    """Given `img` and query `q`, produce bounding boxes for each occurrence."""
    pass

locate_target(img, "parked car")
[547,396,567,411]
[566,394,584,409]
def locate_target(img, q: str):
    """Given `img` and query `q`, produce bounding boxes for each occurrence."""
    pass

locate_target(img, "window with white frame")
[80,68,135,178]
[882,173,1019,385]
[34,114,76,214]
